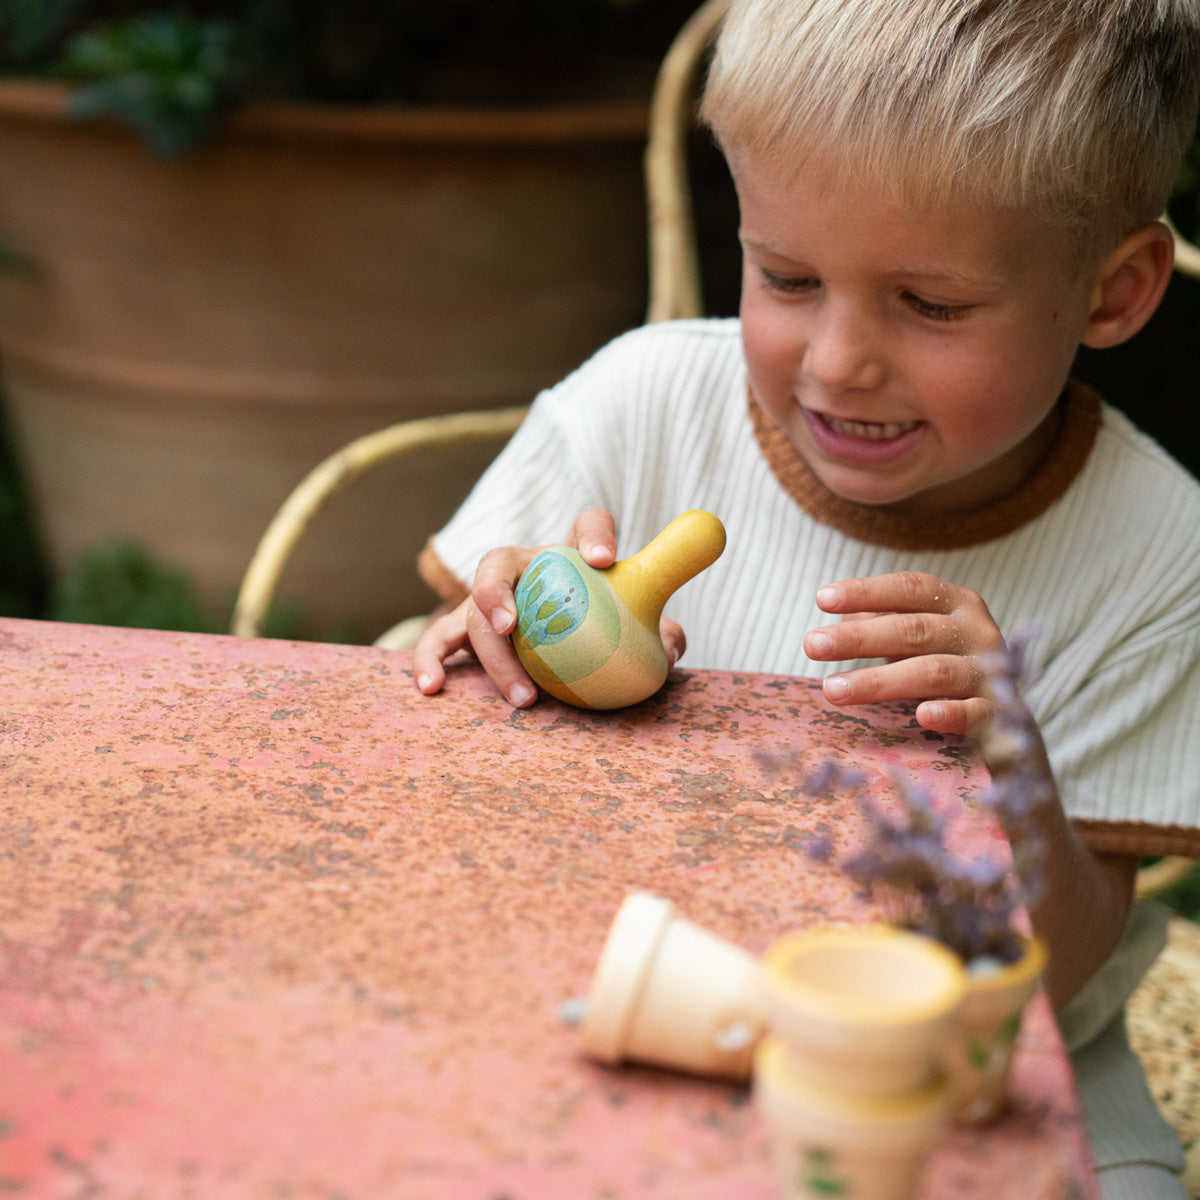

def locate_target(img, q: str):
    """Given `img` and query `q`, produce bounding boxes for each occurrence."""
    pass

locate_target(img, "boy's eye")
[904,292,971,321]
[759,267,815,294]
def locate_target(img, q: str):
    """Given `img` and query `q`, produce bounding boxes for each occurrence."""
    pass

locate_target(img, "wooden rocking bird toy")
[512,510,726,709]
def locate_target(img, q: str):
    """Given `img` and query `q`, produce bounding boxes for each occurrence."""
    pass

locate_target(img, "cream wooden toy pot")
[579,890,765,1081]
[512,510,726,710]
[943,935,1046,1125]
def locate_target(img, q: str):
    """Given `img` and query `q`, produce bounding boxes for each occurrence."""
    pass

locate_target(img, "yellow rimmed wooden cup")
[759,925,968,1098]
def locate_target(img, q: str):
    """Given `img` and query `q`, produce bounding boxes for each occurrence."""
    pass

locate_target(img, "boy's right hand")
[413,510,685,707]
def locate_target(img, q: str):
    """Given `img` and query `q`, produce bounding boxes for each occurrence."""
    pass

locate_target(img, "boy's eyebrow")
[739,235,799,260]
[887,265,1008,291]
[741,235,1008,291]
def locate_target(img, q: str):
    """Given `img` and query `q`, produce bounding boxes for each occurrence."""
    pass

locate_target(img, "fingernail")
[924,702,946,724]
[806,631,833,657]
[490,607,514,634]
[510,682,536,707]
[824,674,850,701]
[816,585,841,608]
[416,673,432,692]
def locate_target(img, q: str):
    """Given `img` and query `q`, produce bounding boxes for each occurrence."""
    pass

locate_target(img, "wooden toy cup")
[760,926,967,1099]
[755,1035,951,1200]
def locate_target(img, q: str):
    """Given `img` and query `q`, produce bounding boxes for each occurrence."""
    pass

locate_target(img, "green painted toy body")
[512,510,726,709]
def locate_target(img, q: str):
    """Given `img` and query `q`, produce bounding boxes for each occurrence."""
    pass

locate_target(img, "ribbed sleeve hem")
[1076,819,1200,859]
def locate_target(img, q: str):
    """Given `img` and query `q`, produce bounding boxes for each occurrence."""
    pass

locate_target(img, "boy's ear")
[1080,221,1175,349]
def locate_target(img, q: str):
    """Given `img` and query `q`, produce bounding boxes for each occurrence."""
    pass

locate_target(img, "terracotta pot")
[943,935,1047,1125]
[0,80,649,638]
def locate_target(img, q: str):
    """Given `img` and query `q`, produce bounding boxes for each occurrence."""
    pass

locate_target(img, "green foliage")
[47,538,216,632]
[36,535,363,643]
[1148,858,1200,924]
[0,0,90,65]
[0,239,36,273]
[61,13,241,156]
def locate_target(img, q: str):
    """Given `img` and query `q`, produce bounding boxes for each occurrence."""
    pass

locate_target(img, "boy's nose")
[801,304,885,391]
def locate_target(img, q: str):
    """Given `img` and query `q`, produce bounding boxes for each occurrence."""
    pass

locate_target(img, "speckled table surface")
[0,618,1096,1199]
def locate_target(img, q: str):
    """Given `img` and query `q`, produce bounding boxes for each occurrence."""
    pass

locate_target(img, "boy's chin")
[806,461,924,513]
[815,470,958,520]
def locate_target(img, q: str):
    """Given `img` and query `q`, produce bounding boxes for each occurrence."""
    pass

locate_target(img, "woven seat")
[1128,911,1200,1198]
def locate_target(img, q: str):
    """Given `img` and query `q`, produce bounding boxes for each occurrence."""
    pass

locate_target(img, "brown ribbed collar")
[748,379,1102,550]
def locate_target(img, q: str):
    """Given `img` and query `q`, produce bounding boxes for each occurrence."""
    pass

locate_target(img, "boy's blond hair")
[701,0,1200,253]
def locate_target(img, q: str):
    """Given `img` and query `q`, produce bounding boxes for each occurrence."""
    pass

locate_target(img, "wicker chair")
[230,405,528,645]
[1131,863,1200,1197]
[229,0,729,646]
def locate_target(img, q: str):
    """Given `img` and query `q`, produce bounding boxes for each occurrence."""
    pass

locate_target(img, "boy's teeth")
[825,415,920,441]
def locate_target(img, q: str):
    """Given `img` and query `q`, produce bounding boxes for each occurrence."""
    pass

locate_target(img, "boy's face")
[730,150,1097,518]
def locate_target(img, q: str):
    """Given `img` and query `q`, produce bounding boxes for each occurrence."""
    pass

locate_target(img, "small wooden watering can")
[512,510,726,709]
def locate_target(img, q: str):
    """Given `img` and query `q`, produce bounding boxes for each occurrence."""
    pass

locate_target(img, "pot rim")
[762,924,967,1027]
[754,1035,951,1123]
[964,933,1047,995]
[0,77,649,146]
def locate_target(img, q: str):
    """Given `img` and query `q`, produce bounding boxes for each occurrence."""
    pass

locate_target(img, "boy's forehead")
[729,147,1083,280]
[727,138,968,216]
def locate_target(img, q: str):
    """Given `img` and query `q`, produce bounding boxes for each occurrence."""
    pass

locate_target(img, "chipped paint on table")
[0,618,1097,1199]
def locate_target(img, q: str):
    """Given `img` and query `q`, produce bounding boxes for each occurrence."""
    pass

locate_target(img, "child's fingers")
[659,616,687,667]
[815,571,966,616]
[411,603,472,695]
[805,610,1000,664]
[566,509,618,567]
[471,545,538,636]
[464,599,539,708]
[819,653,986,709]
[915,696,996,741]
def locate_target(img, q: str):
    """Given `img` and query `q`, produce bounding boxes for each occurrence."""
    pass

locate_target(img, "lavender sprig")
[766,635,1048,964]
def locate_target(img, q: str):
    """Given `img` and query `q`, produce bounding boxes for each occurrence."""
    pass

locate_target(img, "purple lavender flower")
[765,635,1047,964]
[805,834,836,863]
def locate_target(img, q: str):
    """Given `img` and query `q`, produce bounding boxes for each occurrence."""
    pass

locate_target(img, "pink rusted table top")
[0,617,1097,1200]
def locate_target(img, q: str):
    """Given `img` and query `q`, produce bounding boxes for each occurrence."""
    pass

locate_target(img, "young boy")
[413,1,1200,1194]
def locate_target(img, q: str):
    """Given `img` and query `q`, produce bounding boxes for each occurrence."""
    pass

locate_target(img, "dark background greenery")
[0,0,701,152]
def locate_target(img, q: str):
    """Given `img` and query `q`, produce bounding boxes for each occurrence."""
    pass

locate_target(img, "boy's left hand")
[803,571,1005,740]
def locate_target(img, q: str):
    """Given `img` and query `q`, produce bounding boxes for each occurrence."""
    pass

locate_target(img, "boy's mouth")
[821,415,923,441]
[804,408,927,463]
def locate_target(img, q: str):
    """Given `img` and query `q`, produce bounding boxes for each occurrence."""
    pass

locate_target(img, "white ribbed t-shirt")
[425,319,1200,855]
